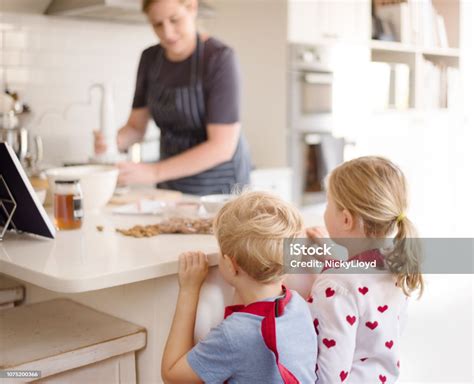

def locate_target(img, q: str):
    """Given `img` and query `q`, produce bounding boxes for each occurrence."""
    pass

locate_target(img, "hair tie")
[396,213,406,223]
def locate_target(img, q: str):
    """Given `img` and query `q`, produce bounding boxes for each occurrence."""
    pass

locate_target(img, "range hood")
[1,0,52,14]
[46,0,146,23]
[45,0,215,23]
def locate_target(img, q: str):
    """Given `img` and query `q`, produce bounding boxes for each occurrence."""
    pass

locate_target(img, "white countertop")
[0,196,324,294]
[0,207,220,293]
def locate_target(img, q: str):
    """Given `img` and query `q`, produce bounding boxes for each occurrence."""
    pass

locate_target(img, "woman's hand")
[93,131,107,155]
[178,251,209,293]
[117,162,160,185]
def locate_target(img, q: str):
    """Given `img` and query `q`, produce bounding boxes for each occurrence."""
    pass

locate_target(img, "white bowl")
[200,194,234,214]
[45,165,118,211]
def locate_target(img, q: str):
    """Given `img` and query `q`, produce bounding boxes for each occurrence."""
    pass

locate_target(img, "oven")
[288,43,348,205]
[289,43,335,133]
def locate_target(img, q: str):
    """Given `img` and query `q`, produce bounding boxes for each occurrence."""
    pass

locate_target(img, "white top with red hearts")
[308,249,408,384]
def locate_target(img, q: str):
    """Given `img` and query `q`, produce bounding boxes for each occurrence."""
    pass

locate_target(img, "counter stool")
[0,274,24,309]
[0,299,146,383]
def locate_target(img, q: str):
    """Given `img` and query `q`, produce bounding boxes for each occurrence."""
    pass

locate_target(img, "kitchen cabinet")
[288,0,370,43]
[1,299,145,383]
[0,274,24,309]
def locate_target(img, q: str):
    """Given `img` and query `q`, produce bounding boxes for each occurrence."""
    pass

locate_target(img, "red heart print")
[358,286,369,295]
[307,295,314,303]
[346,315,356,325]
[360,358,368,362]
[365,321,378,330]
[385,340,394,349]
[314,318,319,335]
[340,371,348,382]
[378,305,388,313]
[323,338,336,348]
[379,374,387,383]
[326,287,335,298]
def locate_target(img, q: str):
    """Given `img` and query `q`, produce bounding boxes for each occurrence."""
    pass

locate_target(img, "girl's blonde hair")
[328,156,424,297]
[213,191,303,284]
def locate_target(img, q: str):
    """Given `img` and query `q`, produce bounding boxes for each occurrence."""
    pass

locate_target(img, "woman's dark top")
[132,36,251,195]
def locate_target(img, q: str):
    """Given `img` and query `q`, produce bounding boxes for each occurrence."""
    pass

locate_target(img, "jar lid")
[54,179,79,184]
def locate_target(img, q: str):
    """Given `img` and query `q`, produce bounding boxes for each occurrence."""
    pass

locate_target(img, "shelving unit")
[370,0,462,111]
[285,0,465,205]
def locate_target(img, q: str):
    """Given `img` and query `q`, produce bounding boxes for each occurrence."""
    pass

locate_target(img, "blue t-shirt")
[187,291,317,383]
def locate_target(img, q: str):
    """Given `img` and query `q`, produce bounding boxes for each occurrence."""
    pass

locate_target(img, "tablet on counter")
[0,142,55,239]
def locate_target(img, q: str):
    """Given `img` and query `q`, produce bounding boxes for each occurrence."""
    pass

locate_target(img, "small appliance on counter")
[0,88,44,172]
[0,89,33,165]
[89,83,127,164]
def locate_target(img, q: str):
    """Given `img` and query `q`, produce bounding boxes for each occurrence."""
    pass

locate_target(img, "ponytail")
[328,156,425,298]
[385,217,424,297]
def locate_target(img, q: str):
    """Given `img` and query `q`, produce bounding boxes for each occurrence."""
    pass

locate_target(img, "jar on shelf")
[53,180,83,230]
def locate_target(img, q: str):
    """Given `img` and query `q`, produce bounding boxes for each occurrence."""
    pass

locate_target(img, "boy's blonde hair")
[328,156,424,297]
[213,191,303,284]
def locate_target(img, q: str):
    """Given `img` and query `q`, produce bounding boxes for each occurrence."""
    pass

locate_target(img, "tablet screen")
[0,142,55,239]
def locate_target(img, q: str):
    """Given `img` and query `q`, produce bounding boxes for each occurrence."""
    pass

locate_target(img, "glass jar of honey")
[53,180,84,230]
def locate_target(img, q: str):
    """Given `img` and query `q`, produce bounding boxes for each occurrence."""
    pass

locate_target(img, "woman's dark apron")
[147,35,251,195]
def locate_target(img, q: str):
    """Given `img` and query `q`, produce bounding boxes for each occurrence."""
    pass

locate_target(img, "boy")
[161,191,317,383]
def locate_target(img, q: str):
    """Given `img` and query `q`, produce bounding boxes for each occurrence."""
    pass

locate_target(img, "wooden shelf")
[370,40,417,53]
[421,47,460,57]
[370,40,460,59]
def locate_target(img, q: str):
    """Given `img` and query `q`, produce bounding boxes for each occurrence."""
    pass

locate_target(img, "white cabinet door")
[288,0,370,43]
[288,0,320,43]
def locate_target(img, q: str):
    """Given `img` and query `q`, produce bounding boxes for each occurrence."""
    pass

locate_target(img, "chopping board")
[109,188,183,205]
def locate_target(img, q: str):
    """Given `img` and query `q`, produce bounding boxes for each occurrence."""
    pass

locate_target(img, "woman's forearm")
[117,124,146,152]
[117,108,150,151]
[157,140,230,181]
[156,122,240,183]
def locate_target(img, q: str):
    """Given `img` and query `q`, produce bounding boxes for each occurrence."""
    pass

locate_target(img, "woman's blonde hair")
[213,191,303,284]
[328,156,424,297]
[142,0,189,13]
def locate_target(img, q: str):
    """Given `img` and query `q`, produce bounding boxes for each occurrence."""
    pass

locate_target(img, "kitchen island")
[0,200,323,383]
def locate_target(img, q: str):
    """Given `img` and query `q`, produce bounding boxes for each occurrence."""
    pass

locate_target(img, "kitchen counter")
[0,207,219,293]
[0,198,324,294]
[0,196,324,384]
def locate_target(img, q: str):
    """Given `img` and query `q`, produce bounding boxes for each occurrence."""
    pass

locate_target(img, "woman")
[95,0,251,195]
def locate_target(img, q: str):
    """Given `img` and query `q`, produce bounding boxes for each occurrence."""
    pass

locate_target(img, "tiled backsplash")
[0,12,157,165]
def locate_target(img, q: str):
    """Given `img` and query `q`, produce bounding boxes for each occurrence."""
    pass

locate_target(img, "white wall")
[0,12,156,165]
[1,2,289,169]
[201,0,288,168]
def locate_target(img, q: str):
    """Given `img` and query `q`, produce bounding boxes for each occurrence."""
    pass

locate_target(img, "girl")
[307,156,423,384]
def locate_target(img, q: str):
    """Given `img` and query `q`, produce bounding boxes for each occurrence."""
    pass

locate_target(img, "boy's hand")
[178,251,209,292]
